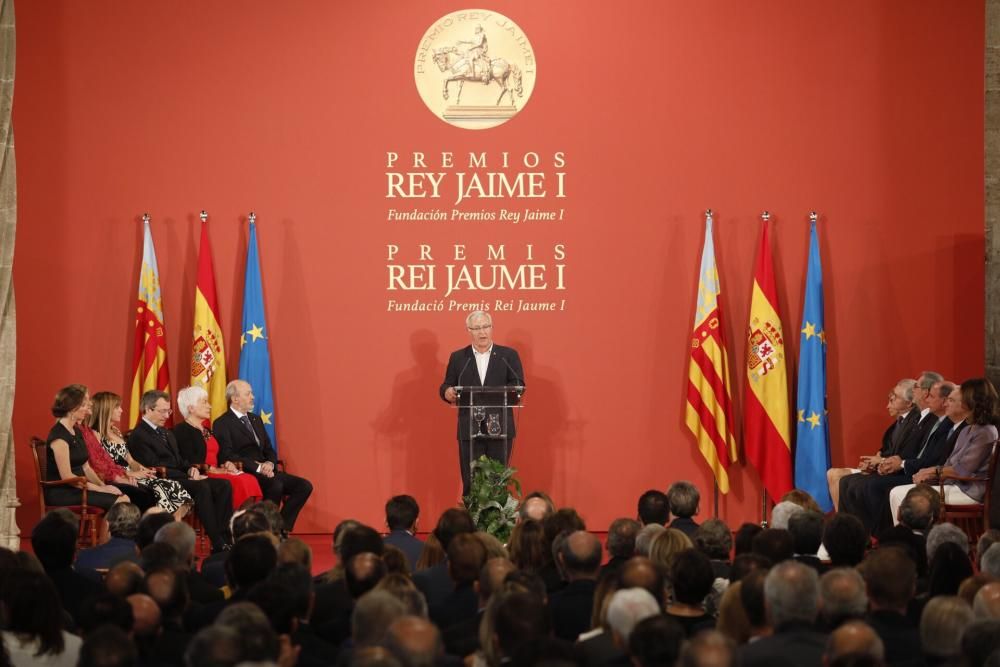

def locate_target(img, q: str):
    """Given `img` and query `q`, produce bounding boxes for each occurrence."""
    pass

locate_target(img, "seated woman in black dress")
[45,384,129,512]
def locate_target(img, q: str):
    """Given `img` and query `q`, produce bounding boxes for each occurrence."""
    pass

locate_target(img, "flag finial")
[705,209,713,221]
[761,211,770,222]
[200,210,208,223]
[809,211,818,223]
[142,213,150,225]
[248,211,257,225]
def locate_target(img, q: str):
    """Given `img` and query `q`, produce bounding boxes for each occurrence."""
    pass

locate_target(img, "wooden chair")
[939,439,1000,548]
[30,436,105,548]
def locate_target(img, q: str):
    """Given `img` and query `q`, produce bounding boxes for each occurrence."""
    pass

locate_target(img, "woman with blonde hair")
[90,391,192,517]
[649,528,694,574]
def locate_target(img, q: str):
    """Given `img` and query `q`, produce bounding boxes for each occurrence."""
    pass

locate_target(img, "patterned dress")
[102,438,193,513]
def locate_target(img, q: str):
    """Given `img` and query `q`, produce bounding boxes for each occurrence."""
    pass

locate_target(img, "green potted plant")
[464,455,522,542]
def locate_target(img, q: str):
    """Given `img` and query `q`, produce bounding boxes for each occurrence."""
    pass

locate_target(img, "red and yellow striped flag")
[190,218,227,420]
[130,219,171,426]
[743,217,792,503]
[685,214,739,493]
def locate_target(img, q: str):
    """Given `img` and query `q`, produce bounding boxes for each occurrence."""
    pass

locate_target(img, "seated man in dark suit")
[75,501,140,579]
[383,494,424,571]
[549,530,602,641]
[429,533,487,630]
[413,508,476,610]
[738,560,827,667]
[212,379,313,533]
[127,390,233,553]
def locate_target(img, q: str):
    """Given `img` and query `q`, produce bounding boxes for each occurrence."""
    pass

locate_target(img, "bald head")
[521,497,550,522]
[825,621,885,662]
[105,561,144,598]
[560,530,602,580]
[385,615,442,665]
[974,582,1000,619]
[127,593,162,638]
[619,556,665,607]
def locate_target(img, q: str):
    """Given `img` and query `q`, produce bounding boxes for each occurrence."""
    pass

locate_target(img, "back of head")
[216,601,279,662]
[875,525,928,577]
[825,621,885,664]
[186,625,243,667]
[607,518,642,560]
[543,508,586,545]
[961,619,1000,667]
[859,547,916,611]
[788,511,824,555]
[478,558,517,602]
[278,537,313,571]
[733,523,763,556]
[899,485,939,531]
[154,520,196,565]
[693,518,732,561]
[751,528,795,564]
[509,518,547,570]
[352,591,408,648]
[384,615,442,667]
[104,561,145,598]
[669,548,715,606]
[375,573,429,618]
[493,591,552,658]
[649,528,693,573]
[432,508,475,552]
[145,567,190,622]
[926,522,970,563]
[225,534,277,590]
[978,530,1000,568]
[823,513,867,567]
[618,556,666,609]
[347,552,388,599]
[637,490,670,526]
[447,533,488,584]
[231,509,271,542]
[740,569,769,629]
[667,481,700,519]
[127,593,161,639]
[780,489,822,514]
[136,512,175,550]
[519,491,555,522]
[981,543,1000,579]
[249,499,284,535]
[974,582,1000,619]
[820,567,868,626]
[764,560,820,628]
[30,512,77,570]
[341,523,386,562]
[560,530,602,578]
[607,588,660,644]
[635,523,666,557]
[628,614,684,667]
[730,552,772,583]
[79,592,135,636]
[78,625,138,667]
[3,570,65,654]
[140,541,180,572]
[247,578,302,635]
[473,531,508,560]
[107,502,141,540]
[927,541,974,598]
[769,501,804,530]
[921,595,975,659]
[385,495,419,532]
[678,630,737,667]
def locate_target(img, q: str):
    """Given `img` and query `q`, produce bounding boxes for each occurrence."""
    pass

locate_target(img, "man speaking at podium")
[440,311,525,497]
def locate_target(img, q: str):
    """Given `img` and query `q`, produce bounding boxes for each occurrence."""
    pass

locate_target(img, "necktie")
[240,415,260,446]
[156,427,168,443]
[914,418,943,460]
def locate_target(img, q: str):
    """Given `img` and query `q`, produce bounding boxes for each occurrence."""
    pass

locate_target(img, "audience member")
[184,625,243,667]
[921,595,975,665]
[750,528,795,565]
[824,621,885,665]
[729,552,771,582]
[429,532,487,630]
[383,544,412,577]
[31,511,100,628]
[383,495,423,571]
[739,569,771,642]
[385,616,446,667]
[1,570,82,667]
[135,510,175,550]
[781,489,823,514]
[549,530,602,641]
[518,491,555,522]
[926,522,969,563]
[278,536,314,571]
[491,591,552,666]
[823,513,868,567]
[788,511,825,572]
[733,523,763,556]
[604,518,641,575]
[739,561,825,667]
[78,592,134,636]
[978,530,1000,568]
[678,630,737,667]
[693,518,733,579]
[666,548,715,637]
[982,543,1000,579]
[155,520,223,603]
[508,519,547,573]
[628,614,685,667]
[926,541,974,598]
[769,501,804,530]
[960,619,1000,667]
[75,501,141,578]
[667,481,700,536]
[606,588,660,649]
[413,509,474,608]
[634,523,665,557]
[77,625,137,667]
[104,561,144,598]
[618,556,666,609]
[442,558,514,657]
[637,490,670,526]
[649,528,693,576]
[859,547,922,667]
[474,532,508,560]
[819,567,869,630]
[716,581,752,644]
[215,602,281,664]
[974,582,1000,619]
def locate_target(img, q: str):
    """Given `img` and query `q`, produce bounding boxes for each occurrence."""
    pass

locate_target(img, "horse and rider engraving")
[432,25,523,107]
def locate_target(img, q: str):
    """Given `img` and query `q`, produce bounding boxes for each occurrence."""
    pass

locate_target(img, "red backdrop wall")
[11,1,985,534]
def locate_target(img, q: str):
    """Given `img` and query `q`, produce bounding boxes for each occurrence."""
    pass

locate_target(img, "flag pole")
[759,210,769,527]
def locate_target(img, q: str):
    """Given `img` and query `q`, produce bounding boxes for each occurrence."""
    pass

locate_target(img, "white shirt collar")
[472,345,493,357]
[920,407,931,418]
[142,417,160,431]
[230,407,248,419]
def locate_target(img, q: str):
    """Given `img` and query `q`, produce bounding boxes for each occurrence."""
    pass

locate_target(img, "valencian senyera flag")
[190,217,228,421]
[238,218,277,450]
[744,216,792,503]
[130,219,171,426]
[794,218,832,511]
[685,213,739,493]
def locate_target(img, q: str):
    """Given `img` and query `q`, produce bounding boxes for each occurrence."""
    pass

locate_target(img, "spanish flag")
[743,217,792,503]
[130,219,171,426]
[190,217,227,420]
[685,213,738,493]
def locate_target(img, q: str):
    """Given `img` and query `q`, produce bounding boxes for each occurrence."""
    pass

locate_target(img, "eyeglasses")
[154,408,173,415]
[468,324,492,332]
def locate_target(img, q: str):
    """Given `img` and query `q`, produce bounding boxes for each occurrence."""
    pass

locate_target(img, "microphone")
[453,356,472,400]
[495,351,524,389]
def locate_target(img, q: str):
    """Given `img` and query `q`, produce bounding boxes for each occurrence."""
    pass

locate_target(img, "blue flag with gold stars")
[795,220,832,511]
[238,221,277,451]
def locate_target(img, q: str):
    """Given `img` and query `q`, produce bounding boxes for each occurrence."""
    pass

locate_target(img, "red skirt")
[206,471,262,510]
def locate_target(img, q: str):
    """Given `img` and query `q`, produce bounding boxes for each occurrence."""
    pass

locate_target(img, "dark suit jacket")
[738,621,827,667]
[549,578,597,641]
[669,517,699,537]
[429,581,477,631]
[413,561,455,609]
[128,420,193,479]
[885,408,922,457]
[867,610,924,667]
[902,418,965,476]
[384,530,424,571]
[442,609,484,658]
[173,421,215,466]
[896,411,939,460]
[439,344,524,439]
[75,537,138,578]
[212,409,278,472]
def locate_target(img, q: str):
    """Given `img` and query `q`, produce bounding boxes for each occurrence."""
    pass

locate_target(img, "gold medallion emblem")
[414,9,536,130]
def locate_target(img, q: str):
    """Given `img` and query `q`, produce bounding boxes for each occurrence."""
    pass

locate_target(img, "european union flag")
[794,220,832,511]
[238,221,277,451]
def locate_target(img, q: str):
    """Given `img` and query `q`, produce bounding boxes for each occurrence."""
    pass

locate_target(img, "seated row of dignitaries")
[832,372,999,536]
[125,379,312,552]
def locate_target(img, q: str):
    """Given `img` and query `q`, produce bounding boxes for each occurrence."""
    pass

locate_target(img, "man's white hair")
[176,385,208,419]
[225,379,249,404]
[606,588,660,643]
[770,501,805,530]
[465,311,492,328]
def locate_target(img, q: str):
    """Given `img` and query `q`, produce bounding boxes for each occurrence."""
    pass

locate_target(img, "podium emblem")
[414,9,537,130]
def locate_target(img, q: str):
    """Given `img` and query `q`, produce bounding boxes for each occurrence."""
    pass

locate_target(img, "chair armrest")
[941,474,987,483]
[40,476,88,489]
